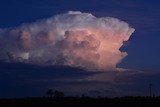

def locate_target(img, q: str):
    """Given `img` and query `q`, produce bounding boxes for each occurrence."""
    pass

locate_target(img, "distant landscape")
[1,96,160,107]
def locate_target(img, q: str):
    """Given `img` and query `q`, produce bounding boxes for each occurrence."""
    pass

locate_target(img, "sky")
[0,0,160,98]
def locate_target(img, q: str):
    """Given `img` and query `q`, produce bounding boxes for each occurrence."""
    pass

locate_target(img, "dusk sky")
[0,0,160,98]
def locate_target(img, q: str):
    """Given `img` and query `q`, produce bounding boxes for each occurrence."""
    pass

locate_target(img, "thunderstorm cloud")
[0,11,135,70]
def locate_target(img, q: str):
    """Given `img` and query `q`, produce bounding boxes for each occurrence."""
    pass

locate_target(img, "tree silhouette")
[54,90,65,98]
[47,89,54,98]
[46,89,65,98]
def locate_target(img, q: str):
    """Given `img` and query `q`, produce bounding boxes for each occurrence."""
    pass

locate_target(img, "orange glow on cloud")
[0,11,135,71]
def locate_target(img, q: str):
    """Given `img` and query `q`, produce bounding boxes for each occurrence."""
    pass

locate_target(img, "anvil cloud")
[0,11,135,70]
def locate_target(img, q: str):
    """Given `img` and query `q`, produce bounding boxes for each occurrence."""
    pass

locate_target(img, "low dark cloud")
[0,61,159,98]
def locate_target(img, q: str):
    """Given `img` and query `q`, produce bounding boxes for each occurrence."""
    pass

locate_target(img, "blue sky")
[0,0,160,97]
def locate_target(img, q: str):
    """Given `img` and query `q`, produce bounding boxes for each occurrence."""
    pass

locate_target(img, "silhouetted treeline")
[46,89,64,98]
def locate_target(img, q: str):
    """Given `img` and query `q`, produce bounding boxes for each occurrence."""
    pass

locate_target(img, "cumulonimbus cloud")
[0,11,135,70]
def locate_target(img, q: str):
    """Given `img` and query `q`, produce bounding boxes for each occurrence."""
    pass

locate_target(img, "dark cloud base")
[0,61,95,98]
[0,61,159,98]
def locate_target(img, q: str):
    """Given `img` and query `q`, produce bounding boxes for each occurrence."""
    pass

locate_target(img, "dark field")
[0,97,160,107]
